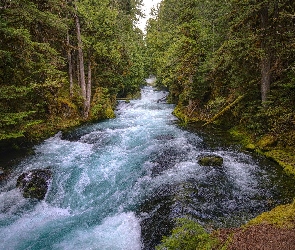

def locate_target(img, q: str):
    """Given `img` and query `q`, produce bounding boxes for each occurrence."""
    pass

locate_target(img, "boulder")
[16,168,52,200]
[198,154,223,167]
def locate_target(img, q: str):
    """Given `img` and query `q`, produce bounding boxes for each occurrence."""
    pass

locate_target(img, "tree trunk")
[261,53,271,103]
[77,52,80,87]
[260,3,271,103]
[74,5,87,110]
[67,30,74,97]
[85,59,91,118]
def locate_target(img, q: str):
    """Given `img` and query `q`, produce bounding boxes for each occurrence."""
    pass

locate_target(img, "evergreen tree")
[146,0,295,145]
[0,0,145,142]
[0,0,67,140]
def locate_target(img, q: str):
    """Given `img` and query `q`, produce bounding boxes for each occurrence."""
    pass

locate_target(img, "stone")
[16,168,52,200]
[198,154,223,167]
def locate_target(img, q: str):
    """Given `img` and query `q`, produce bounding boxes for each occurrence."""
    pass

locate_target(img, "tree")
[146,0,295,144]
[0,0,67,140]
[0,0,146,143]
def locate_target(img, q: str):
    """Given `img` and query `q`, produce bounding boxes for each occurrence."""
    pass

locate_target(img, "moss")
[198,155,223,167]
[229,127,255,148]
[17,169,52,200]
[245,143,256,150]
[226,127,295,178]
[126,90,141,100]
[203,95,244,127]
[172,105,203,126]
[26,115,82,141]
[264,149,295,177]
[257,134,277,149]
[247,200,295,229]
[172,106,189,125]
[156,218,218,250]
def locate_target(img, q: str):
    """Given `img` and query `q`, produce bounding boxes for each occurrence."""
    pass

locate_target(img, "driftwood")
[203,95,245,126]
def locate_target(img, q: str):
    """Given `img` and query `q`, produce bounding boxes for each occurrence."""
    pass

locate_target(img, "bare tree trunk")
[261,54,271,103]
[260,3,271,103]
[77,52,80,87]
[85,59,92,117]
[67,30,74,97]
[74,4,87,110]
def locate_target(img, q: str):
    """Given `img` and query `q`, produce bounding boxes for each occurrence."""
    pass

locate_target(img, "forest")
[145,0,295,176]
[0,0,145,145]
[1,0,295,249]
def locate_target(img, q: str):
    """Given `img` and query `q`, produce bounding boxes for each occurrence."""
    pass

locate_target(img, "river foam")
[55,212,141,250]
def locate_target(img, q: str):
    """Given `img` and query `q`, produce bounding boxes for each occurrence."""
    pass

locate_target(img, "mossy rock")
[16,168,52,200]
[156,218,218,250]
[198,154,224,167]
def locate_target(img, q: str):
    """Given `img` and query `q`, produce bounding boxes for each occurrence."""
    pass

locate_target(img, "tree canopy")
[145,0,295,148]
[0,0,146,141]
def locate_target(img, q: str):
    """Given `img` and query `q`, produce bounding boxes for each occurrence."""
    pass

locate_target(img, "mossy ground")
[247,199,295,229]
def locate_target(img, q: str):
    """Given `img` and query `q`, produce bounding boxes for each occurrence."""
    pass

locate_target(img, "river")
[0,86,295,250]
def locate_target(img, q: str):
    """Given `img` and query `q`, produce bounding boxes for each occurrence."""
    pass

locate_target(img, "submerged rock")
[154,134,175,141]
[198,154,223,167]
[0,168,6,181]
[16,168,52,200]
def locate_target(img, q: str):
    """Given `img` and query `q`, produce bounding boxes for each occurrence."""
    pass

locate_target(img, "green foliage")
[0,0,145,142]
[146,0,295,155]
[76,0,145,96]
[156,218,218,250]
[90,87,115,120]
[0,0,68,141]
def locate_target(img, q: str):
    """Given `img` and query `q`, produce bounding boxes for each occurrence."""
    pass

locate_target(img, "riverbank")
[173,105,295,178]
[214,200,295,249]
[165,107,295,249]
[0,99,116,180]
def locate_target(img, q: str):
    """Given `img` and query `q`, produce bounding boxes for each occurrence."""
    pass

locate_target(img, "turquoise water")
[1,87,295,249]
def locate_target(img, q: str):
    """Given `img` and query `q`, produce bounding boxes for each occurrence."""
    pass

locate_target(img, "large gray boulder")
[16,168,52,200]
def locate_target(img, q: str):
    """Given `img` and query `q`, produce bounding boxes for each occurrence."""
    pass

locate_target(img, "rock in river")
[198,154,223,167]
[16,168,52,200]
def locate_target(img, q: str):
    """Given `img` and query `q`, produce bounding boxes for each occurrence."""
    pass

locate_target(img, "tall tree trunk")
[77,52,80,87]
[260,3,271,103]
[85,59,91,117]
[261,53,271,103]
[67,30,74,97]
[74,4,87,112]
